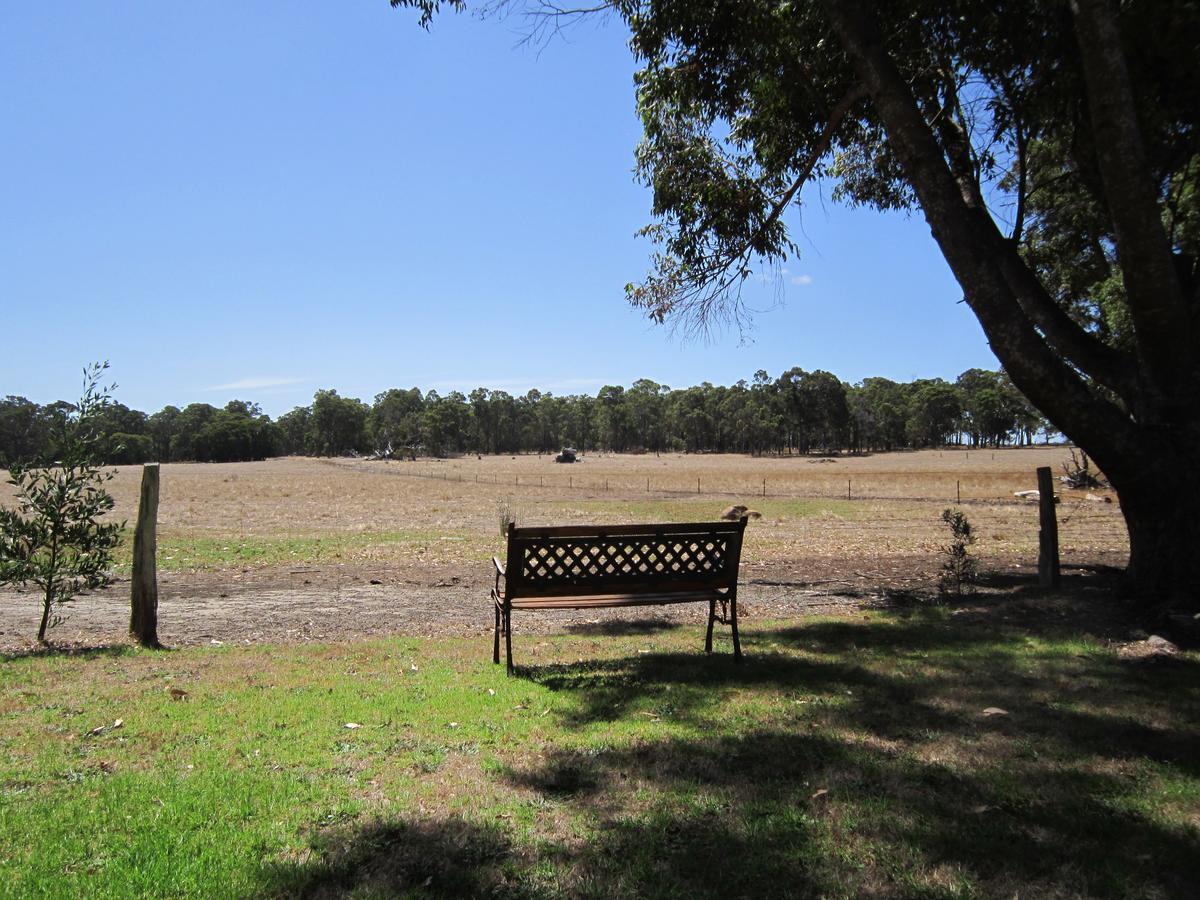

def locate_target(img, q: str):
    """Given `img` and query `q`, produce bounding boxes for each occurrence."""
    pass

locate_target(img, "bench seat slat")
[508,589,727,610]
[504,577,734,598]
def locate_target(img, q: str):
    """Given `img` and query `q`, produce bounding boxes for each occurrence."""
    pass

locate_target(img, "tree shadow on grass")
[769,615,1200,776]
[0,643,137,663]
[262,607,1199,897]
[521,620,1200,775]
[260,725,1199,898]
[260,816,536,899]
[563,617,682,637]
[514,614,1199,891]
[498,728,1199,898]
[940,564,1141,641]
[521,647,964,739]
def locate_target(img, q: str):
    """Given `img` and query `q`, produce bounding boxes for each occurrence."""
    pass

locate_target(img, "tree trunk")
[1108,446,1200,615]
[37,586,53,644]
[818,0,1200,616]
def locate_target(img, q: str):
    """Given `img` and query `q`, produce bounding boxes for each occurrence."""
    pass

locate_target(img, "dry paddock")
[0,449,1129,650]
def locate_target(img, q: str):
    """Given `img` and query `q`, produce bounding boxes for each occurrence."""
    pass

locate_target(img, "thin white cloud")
[426,376,613,394]
[207,376,308,392]
[791,274,814,286]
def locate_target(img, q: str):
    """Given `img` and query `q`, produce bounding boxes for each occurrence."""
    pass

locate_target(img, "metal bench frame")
[491,518,749,673]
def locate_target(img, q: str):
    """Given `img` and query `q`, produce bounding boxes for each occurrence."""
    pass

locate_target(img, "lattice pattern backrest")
[507,523,745,595]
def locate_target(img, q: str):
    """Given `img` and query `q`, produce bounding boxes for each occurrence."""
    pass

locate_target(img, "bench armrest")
[492,556,506,597]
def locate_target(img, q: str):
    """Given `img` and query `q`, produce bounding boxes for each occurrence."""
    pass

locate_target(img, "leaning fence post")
[1036,466,1061,588]
[130,463,161,648]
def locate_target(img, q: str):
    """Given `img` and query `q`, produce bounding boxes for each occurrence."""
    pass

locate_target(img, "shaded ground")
[257,589,1196,899]
[0,550,1127,652]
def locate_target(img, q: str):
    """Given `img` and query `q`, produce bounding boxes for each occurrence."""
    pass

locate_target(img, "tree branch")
[757,86,868,244]
[1009,104,1028,244]
[1069,0,1195,396]
[818,0,1140,480]
[630,85,866,333]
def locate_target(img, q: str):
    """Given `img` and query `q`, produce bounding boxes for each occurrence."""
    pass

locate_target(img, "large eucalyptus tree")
[624,0,1198,612]
[393,0,1197,612]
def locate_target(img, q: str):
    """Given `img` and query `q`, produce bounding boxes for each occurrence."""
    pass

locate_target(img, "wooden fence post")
[130,463,161,648]
[1036,466,1061,588]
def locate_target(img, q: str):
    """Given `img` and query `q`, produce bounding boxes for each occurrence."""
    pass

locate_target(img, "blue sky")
[1,2,995,417]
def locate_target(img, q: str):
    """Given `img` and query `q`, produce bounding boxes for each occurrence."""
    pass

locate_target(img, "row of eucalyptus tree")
[1,367,1048,467]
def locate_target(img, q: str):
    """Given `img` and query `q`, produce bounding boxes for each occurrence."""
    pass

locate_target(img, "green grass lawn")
[1,608,1197,898]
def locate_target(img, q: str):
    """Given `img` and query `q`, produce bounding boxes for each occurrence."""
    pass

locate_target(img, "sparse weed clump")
[497,497,516,536]
[938,507,977,599]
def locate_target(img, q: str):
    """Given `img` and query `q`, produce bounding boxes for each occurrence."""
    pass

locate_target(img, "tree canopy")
[1,366,1045,467]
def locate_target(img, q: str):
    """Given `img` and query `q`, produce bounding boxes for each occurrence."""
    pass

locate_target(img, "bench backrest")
[503,519,748,599]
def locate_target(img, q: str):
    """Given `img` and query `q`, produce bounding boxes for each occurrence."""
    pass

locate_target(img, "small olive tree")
[0,363,123,643]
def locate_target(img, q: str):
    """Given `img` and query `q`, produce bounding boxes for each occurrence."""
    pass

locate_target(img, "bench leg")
[705,598,716,653]
[505,608,514,675]
[730,594,742,661]
[493,604,501,664]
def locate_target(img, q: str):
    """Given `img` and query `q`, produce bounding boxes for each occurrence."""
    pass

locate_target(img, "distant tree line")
[0,367,1051,467]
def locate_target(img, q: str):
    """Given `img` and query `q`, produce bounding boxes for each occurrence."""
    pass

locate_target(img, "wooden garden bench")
[491,518,749,673]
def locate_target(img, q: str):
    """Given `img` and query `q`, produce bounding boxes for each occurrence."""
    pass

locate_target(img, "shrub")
[937,508,977,599]
[0,363,124,643]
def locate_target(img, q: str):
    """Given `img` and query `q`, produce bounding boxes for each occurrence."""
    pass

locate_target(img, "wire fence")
[324,459,1124,509]
[316,458,1130,556]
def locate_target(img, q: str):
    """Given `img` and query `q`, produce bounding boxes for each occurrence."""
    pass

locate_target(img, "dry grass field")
[0,448,1128,649]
